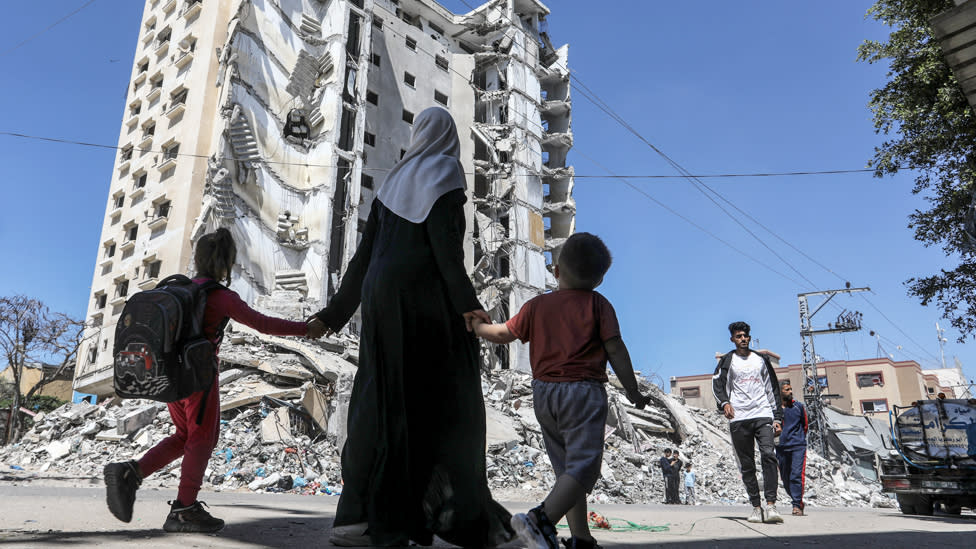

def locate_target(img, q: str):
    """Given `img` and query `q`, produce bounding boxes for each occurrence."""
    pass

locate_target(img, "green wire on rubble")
[556,517,669,533]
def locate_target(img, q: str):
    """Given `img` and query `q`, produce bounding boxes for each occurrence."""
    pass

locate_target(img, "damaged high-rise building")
[75,0,574,396]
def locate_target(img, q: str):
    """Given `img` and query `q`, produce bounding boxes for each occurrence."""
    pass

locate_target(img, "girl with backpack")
[103,228,312,533]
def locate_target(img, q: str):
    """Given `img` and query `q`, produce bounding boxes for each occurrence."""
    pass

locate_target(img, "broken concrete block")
[65,402,99,424]
[45,440,72,460]
[79,422,101,437]
[118,405,159,436]
[301,384,329,433]
[485,406,520,449]
[260,407,293,445]
[219,368,249,385]
[133,427,153,449]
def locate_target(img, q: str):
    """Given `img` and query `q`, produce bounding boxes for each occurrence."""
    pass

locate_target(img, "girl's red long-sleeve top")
[193,277,307,347]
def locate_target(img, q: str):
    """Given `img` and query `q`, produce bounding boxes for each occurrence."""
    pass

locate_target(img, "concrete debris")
[0,327,893,508]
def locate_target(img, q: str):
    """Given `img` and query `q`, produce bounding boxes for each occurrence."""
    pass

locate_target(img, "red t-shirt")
[505,289,621,382]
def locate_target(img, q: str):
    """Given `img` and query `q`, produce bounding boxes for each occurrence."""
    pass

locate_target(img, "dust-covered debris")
[0,325,892,508]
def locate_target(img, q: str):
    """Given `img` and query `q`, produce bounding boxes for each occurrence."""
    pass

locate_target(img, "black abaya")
[316,189,513,547]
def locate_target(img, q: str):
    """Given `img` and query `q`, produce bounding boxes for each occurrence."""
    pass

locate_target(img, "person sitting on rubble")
[103,228,312,533]
[306,107,514,548]
[472,232,651,549]
[776,380,808,516]
[712,321,785,524]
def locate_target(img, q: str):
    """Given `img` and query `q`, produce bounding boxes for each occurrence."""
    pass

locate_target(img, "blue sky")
[1,1,972,392]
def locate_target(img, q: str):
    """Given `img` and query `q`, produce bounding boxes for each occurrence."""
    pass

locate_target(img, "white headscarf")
[376,107,466,223]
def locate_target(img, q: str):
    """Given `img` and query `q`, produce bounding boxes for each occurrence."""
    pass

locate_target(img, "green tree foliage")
[858,0,976,339]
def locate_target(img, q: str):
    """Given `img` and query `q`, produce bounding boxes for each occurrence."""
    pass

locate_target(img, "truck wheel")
[916,495,934,516]
[896,494,918,515]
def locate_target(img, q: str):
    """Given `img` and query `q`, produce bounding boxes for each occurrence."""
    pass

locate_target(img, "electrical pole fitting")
[798,286,870,457]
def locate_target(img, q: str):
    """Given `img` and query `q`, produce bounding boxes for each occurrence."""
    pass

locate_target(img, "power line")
[0,0,98,59]
[0,130,899,179]
[573,148,808,288]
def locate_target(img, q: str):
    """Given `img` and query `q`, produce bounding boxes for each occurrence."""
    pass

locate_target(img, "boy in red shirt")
[472,232,649,549]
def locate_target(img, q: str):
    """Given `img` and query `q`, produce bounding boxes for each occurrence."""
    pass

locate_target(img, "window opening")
[404,72,415,88]
[146,260,162,279]
[405,36,417,51]
[346,14,362,57]
[861,399,888,414]
[402,109,414,124]
[155,201,171,219]
[283,108,310,141]
[339,107,356,151]
[856,372,884,388]
[364,131,375,146]
[435,55,449,72]
[362,173,374,189]
[328,159,352,297]
[366,90,378,105]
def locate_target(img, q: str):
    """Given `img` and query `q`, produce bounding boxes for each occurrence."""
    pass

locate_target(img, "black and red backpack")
[112,275,226,408]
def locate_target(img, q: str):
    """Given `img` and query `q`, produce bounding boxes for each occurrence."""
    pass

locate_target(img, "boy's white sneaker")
[747,506,763,523]
[763,504,784,524]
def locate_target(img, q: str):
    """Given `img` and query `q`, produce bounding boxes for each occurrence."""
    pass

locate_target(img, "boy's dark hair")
[557,232,612,289]
[686,463,692,468]
[194,228,237,285]
[663,449,672,455]
[728,321,751,336]
[781,380,792,389]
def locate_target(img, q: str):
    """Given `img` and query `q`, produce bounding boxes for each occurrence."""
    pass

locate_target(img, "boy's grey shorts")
[532,379,609,492]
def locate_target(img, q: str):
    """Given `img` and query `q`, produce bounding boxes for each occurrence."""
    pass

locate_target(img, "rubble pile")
[0,322,894,509]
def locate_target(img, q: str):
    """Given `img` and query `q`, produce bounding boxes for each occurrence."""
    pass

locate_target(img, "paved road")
[1,486,974,547]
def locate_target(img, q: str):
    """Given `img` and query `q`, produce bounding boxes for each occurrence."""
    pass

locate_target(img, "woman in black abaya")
[311,107,514,547]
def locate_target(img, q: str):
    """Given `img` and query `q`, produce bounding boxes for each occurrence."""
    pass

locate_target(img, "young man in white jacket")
[712,321,784,524]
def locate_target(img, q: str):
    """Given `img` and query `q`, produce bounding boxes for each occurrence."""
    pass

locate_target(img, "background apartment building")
[75,0,573,396]
[671,355,970,416]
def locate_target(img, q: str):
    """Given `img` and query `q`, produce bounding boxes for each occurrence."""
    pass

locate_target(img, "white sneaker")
[764,504,783,524]
[747,506,763,523]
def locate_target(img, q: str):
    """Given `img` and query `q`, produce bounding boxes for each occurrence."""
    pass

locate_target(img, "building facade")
[75,0,573,396]
[671,356,963,417]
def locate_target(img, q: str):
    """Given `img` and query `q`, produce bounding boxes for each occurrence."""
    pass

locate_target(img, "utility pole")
[936,322,948,370]
[798,286,869,457]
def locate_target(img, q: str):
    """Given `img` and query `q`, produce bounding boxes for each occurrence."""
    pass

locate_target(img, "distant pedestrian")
[659,449,675,504]
[712,321,784,524]
[103,228,311,533]
[683,462,697,505]
[668,449,683,504]
[776,380,808,516]
[473,232,651,549]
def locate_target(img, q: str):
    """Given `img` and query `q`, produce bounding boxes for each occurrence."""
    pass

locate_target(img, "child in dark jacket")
[472,232,650,549]
[104,228,311,532]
